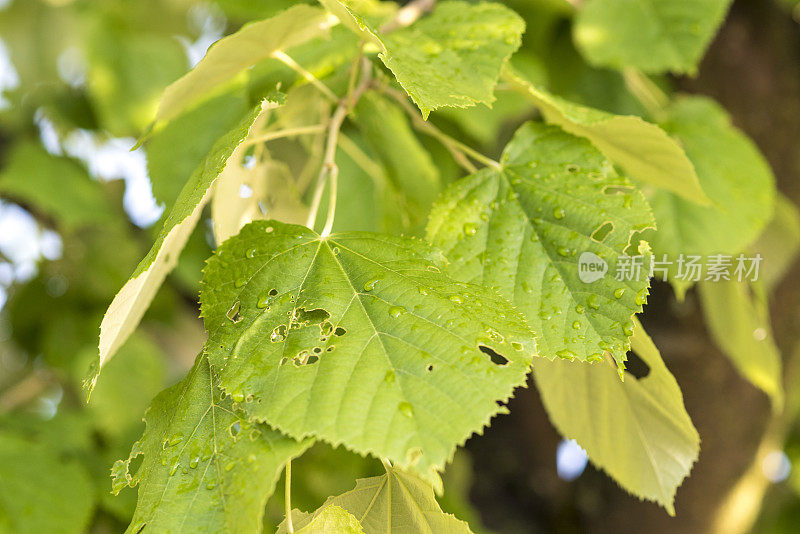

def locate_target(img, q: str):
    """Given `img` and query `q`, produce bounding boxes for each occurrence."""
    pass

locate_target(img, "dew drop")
[388,305,406,318]
[556,349,575,361]
[634,289,647,306]
[363,277,381,292]
[399,402,414,417]
[614,288,625,299]
[572,321,582,330]
[463,222,478,236]
[553,208,566,220]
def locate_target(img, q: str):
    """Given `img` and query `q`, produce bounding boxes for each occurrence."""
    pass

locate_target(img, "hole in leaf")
[591,222,614,242]
[229,422,241,437]
[226,301,242,323]
[334,327,347,336]
[479,345,509,366]
[295,308,331,326]
[603,185,633,195]
[426,364,434,373]
[625,351,650,379]
[271,325,287,343]
[269,288,278,296]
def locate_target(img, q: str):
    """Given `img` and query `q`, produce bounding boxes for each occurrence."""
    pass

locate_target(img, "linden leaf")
[698,280,783,408]
[153,4,333,124]
[324,0,524,118]
[112,356,310,533]
[92,103,268,392]
[533,320,699,515]
[200,220,536,474]
[427,121,654,367]
[645,96,776,294]
[574,0,733,74]
[504,67,709,205]
[284,505,365,534]
[278,467,473,534]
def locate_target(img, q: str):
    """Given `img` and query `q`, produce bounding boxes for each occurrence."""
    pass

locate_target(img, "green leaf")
[112,356,310,534]
[646,96,776,291]
[331,133,410,234]
[153,4,332,124]
[698,280,783,407]
[574,0,732,74]
[0,142,115,231]
[213,158,308,244]
[83,334,167,441]
[533,320,699,514]
[0,435,94,534]
[147,90,249,208]
[504,67,709,205]
[751,195,800,293]
[278,467,473,534]
[427,121,654,367]
[326,0,525,118]
[353,91,441,228]
[92,103,266,392]
[288,505,365,534]
[200,220,536,474]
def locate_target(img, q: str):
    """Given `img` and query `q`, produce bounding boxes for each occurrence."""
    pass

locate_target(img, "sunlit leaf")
[533,320,699,514]
[427,121,654,367]
[278,466,473,534]
[504,67,708,205]
[325,0,524,118]
[153,4,333,124]
[112,356,311,533]
[201,220,536,474]
[698,280,783,407]
[92,103,267,391]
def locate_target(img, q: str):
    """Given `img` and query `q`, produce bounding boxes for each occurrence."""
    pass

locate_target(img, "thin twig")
[0,369,52,413]
[285,459,294,533]
[380,85,499,172]
[272,50,338,102]
[244,124,328,146]
[306,58,374,234]
[622,68,669,122]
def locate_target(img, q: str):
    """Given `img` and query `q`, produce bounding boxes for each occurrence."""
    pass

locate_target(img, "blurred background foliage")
[0,0,799,533]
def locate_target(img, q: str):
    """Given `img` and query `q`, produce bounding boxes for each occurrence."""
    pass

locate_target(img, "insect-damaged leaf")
[112,356,310,533]
[200,221,536,474]
[427,121,654,368]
